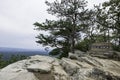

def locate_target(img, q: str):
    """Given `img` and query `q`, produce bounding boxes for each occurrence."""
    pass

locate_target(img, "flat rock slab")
[29,55,55,63]
[27,62,52,73]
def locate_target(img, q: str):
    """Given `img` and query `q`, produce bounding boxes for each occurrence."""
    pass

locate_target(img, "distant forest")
[0,49,47,69]
[0,54,26,69]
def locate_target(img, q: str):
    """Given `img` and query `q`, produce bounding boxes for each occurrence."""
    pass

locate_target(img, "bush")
[49,48,69,58]
[75,39,92,52]
[112,45,120,52]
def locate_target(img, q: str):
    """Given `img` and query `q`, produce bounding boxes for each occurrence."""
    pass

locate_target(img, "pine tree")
[34,0,91,57]
[94,0,120,51]
[102,0,120,45]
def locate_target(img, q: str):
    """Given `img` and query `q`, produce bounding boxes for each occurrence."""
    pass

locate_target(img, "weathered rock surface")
[0,55,120,80]
[27,62,52,73]
[69,50,85,59]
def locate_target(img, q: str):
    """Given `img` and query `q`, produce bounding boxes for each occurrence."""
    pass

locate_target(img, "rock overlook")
[0,54,120,80]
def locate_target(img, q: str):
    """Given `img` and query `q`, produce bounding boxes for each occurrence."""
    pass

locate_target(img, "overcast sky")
[0,0,108,49]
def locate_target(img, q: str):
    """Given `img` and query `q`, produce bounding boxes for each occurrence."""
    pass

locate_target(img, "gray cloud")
[0,0,108,49]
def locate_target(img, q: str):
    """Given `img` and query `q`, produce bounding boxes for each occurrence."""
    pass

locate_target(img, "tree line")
[34,0,120,58]
[0,54,26,69]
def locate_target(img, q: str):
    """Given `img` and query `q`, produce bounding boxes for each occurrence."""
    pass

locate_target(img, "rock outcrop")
[0,55,120,80]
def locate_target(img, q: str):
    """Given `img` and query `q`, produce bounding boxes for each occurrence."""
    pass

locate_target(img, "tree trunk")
[71,36,75,53]
[71,23,75,53]
[118,31,120,46]
[108,29,110,43]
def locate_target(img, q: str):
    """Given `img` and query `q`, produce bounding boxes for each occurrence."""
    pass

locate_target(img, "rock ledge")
[0,55,120,80]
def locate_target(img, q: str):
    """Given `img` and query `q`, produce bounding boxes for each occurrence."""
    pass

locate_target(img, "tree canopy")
[34,0,120,58]
[94,0,120,51]
[34,0,93,57]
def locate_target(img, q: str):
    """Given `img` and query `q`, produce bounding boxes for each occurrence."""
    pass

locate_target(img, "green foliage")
[112,45,120,52]
[34,0,93,57]
[34,0,120,58]
[0,54,26,69]
[75,38,93,52]
[8,54,26,64]
[49,47,69,59]
[49,48,61,56]
[95,0,120,45]
[0,54,4,68]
